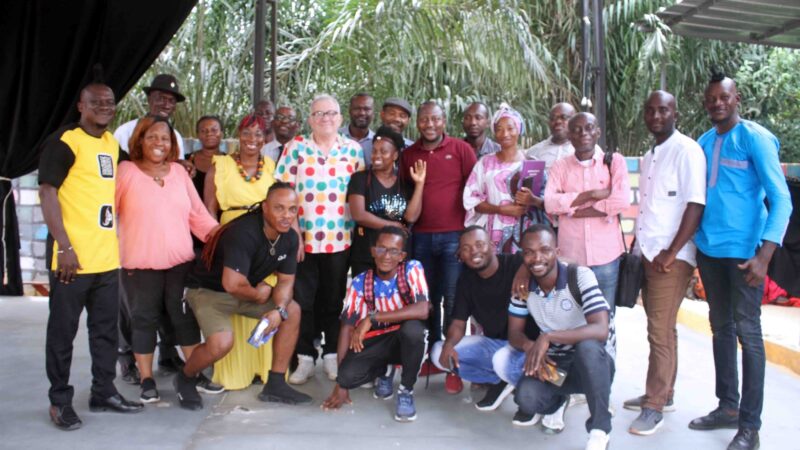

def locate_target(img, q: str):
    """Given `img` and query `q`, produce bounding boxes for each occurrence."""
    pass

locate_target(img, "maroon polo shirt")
[400,134,477,233]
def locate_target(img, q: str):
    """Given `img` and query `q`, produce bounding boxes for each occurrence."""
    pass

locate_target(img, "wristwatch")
[277,307,289,321]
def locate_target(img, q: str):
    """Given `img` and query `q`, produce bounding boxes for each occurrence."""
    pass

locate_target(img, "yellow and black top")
[38,124,124,274]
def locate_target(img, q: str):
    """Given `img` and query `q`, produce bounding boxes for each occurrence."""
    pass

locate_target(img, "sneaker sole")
[373,392,394,400]
[475,384,515,412]
[139,396,160,404]
[623,401,676,413]
[287,374,313,385]
[629,418,664,436]
[512,414,541,427]
[688,421,738,431]
[258,393,313,405]
[394,413,417,422]
[197,386,225,395]
[88,405,144,413]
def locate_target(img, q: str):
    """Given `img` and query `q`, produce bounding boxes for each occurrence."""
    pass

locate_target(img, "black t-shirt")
[452,253,539,340]
[347,171,412,263]
[186,213,298,292]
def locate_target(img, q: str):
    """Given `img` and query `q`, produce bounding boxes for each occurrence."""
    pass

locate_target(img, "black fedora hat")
[143,74,185,102]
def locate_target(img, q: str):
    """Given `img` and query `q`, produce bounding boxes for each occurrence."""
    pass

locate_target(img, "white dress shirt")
[635,130,707,266]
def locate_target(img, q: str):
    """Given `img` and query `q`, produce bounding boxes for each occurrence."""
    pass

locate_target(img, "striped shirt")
[509,261,615,358]
[340,260,429,339]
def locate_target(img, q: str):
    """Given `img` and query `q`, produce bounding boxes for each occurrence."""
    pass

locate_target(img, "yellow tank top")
[213,154,276,225]
[51,128,120,273]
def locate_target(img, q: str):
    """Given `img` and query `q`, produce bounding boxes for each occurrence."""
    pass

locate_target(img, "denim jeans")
[492,344,527,387]
[697,251,765,430]
[412,231,461,344]
[430,336,507,384]
[513,340,615,433]
[590,256,620,315]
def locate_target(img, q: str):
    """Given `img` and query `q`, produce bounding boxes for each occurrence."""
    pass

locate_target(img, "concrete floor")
[1,296,799,450]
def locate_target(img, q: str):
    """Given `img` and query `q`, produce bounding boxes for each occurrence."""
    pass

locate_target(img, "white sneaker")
[569,393,587,406]
[322,354,338,381]
[585,429,610,450]
[542,400,568,433]
[288,355,315,385]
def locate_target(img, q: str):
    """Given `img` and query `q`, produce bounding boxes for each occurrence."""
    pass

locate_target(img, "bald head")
[548,102,576,143]
[644,90,677,142]
[567,112,600,155]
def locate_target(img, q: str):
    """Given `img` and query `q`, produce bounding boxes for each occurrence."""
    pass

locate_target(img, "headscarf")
[491,102,525,135]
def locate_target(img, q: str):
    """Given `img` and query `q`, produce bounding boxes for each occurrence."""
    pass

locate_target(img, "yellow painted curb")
[676,304,800,376]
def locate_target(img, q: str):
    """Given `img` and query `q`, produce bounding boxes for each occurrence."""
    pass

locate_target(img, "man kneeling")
[176,182,310,409]
[507,224,614,450]
[322,227,429,422]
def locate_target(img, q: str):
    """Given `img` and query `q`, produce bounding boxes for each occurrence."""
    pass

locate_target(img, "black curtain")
[0,0,197,295]
[769,178,800,297]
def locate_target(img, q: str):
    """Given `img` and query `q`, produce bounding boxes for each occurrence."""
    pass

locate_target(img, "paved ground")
[1,296,799,450]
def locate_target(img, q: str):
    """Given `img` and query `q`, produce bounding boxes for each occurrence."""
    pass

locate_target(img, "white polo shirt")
[113,118,186,159]
[635,130,706,266]
[525,137,575,168]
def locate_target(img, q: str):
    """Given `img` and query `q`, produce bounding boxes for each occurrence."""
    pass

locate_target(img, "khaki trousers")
[641,258,693,411]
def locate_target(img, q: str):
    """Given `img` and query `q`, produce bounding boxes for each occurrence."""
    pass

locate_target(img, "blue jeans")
[412,231,461,344]
[430,336,506,384]
[697,251,765,430]
[514,340,615,433]
[590,257,620,314]
[492,344,526,386]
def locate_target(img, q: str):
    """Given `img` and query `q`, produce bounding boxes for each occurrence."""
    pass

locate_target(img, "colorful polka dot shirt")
[275,134,365,254]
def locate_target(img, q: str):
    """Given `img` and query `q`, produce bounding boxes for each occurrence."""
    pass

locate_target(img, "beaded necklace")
[235,155,264,183]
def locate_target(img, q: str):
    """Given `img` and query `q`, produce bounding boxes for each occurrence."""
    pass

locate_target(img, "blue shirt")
[696,120,792,259]
[340,125,375,167]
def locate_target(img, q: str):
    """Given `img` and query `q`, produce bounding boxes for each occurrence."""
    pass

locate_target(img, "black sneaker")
[119,361,140,385]
[197,373,225,394]
[173,371,203,410]
[49,405,82,431]
[475,382,515,411]
[158,356,185,375]
[140,378,160,403]
[689,407,739,430]
[512,409,541,426]
[728,428,759,450]
[258,380,312,405]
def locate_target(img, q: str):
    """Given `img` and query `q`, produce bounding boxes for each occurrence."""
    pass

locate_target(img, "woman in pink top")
[116,116,219,404]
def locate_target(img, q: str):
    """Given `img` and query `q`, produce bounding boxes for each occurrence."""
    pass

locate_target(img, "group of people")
[38,71,791,450]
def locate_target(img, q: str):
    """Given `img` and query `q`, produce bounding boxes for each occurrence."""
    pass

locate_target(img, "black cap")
[143,74,185,102]
[382,97,412,116]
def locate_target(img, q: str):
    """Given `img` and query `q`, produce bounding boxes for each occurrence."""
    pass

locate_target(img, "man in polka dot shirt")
[275,94,366,384]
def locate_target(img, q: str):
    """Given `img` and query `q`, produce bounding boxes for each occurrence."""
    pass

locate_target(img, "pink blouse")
[116,161,218,270]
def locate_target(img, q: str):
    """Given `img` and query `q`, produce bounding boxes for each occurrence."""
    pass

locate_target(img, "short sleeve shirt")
[275,135,365,254]
[508,261,615,358]
[340,260,429,339]
[186,213,298,292]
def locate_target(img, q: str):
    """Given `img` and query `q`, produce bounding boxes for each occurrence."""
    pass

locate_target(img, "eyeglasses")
[274,113,297,123]
[374,247,403,257]
[310,110,340,119]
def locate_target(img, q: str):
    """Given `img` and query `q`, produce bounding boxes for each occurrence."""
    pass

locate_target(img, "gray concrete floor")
[1,296,799,450]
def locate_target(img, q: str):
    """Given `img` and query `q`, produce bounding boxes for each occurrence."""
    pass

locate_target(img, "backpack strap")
[396,261,413,306]
[566,264,583,306]
[364,269,376,312]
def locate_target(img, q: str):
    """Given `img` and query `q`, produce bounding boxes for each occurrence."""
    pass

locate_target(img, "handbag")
[603,151,643,308]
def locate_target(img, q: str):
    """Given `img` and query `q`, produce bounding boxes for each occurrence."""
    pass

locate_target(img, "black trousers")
[121,262,199,354]
[337,320,427,391]
[118,276,179,364]
[294,250,349,359]
[46,269,120,406]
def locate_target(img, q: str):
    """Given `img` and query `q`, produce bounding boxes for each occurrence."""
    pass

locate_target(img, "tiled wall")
[12,157,800,293]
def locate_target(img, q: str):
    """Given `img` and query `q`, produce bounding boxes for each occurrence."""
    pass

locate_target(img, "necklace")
[236,156,264,183]
[266,233,281,256]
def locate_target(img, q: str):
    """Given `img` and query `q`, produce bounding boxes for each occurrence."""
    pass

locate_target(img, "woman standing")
[116,116,219,403]
[347,125,426,276]
[463,104,545,253]
[203,113,277,390]
[188,115,224,198]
